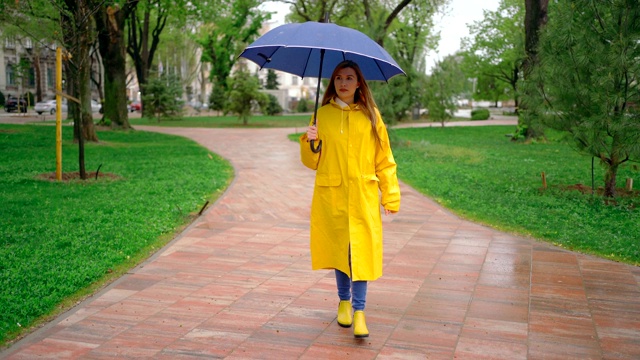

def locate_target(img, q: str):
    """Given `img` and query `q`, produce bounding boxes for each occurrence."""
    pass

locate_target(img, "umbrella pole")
[310,48,325,153]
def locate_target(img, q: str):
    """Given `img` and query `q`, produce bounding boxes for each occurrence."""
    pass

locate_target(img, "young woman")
[299,60,401,338]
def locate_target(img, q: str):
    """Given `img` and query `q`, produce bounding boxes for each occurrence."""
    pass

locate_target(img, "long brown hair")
[321,60,381,146]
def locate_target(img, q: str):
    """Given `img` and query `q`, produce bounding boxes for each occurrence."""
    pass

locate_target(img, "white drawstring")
[335,97,349,135]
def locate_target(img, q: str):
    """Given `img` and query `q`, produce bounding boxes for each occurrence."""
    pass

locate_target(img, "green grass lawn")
[389,126,639,264]
[0,124,233,346]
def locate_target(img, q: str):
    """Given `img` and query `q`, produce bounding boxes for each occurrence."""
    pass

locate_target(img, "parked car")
[34,99,68,115]
[129,101,142,112]
[5,97,27,113]
[91,99,102,113]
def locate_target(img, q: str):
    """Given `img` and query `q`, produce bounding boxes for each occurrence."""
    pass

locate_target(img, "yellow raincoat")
[300,98,400,281]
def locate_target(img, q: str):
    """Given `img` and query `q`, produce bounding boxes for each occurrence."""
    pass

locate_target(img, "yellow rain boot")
[337,300,353,328]
[353,310,369,338]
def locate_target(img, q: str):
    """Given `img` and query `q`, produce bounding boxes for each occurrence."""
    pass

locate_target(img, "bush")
[297,98,310,113]
[142,74,184,121]
[471,108,490,120]
[262,94,283,116]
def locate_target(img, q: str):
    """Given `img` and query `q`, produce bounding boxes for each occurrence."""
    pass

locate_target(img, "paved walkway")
[3,125,640,359]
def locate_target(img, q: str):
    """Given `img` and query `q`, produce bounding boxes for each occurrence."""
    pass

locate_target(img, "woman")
[299,60,401,338]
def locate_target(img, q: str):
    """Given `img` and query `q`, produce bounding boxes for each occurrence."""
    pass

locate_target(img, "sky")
[260,0,501,73]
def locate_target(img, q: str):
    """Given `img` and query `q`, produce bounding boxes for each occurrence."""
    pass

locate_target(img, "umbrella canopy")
[238,21,405,82]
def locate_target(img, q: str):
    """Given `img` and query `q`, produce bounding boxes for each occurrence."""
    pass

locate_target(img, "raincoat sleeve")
[374,110,400,212]
[299,116,320,170]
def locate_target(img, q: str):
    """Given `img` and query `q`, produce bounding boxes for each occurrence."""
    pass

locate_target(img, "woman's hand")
[307,125,318,141]
[384,208,397,216]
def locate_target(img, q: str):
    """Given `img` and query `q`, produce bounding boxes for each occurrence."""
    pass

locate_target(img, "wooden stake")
[541,172,547,189]
[626,178,633,192]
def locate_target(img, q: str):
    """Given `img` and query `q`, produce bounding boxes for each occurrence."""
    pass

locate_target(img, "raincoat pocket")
[316,173,342,187]
[362,174,382,225]
[361,174,379,182]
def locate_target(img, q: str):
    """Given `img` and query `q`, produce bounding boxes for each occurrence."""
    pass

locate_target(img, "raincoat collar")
[330,97,359,111]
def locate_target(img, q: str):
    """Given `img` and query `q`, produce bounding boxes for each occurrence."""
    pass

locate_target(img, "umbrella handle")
[310,139,322,153]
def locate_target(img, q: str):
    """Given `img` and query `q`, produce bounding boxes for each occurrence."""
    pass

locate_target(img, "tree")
[460,0,524,109]
[425,55,464,127]
[141,73,183,121]
[94,1,138,129]
[265,69,279,90]
[263,93,283,115]
[3,0,101,180]
[126,0,180,117]
[523,0,640,197]
[198,0,268,101]
[227,67,266,125]
[285,0,420,46]
[376,2,440,122]
[0,0,61,103]
[518,0,549,139]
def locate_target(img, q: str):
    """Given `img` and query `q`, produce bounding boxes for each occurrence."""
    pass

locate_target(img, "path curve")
[3,125,639,359]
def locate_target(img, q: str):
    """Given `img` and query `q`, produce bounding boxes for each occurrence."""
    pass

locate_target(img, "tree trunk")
[519,0,548,139]
[78,2,98,144]
[604,162,618,198]
[96,4,132,129]
[63,0,98,150]
[127,6,165,118]
[523,0,548,69]
[33,51,43,102]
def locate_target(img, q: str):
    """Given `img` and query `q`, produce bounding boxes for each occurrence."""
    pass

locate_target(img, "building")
[0,37,57,102]
[0,36,102,104]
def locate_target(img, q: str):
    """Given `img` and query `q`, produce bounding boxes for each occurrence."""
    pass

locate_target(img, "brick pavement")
[2,125,639,359]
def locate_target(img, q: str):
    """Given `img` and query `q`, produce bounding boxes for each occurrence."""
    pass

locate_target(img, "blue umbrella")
[239,21,405,152]
[239,22,405,82]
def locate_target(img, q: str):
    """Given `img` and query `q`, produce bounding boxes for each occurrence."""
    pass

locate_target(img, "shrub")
[471,108,490,120]
[262,94,283,116]
[297,98,310,113]
[142,74,184,121]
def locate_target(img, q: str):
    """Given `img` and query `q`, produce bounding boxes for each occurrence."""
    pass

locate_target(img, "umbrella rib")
[300,48,314,79]
[374,61,389,83]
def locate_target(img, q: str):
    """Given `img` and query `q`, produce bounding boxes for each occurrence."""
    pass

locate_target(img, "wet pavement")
[1,124,639,359]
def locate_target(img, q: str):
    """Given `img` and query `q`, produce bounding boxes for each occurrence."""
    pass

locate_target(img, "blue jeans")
[335,269,368,311]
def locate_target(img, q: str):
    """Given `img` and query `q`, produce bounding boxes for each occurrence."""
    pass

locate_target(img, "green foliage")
[227,68,266,125]
[209,81,227,112]
[460,0,524,103]
[523,0,640,197]
[391,126,639,264]
[263,94,283,116]
[141,74,184,121]
[425,55,464,126]
[371,71,415,124]
[198,0,269,92]
[265,70,279,90]
[0,124,232,345]
[296,98,310,113]
[470,108,490,120]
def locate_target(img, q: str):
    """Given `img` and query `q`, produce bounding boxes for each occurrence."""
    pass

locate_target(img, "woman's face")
[333,67,360,104]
